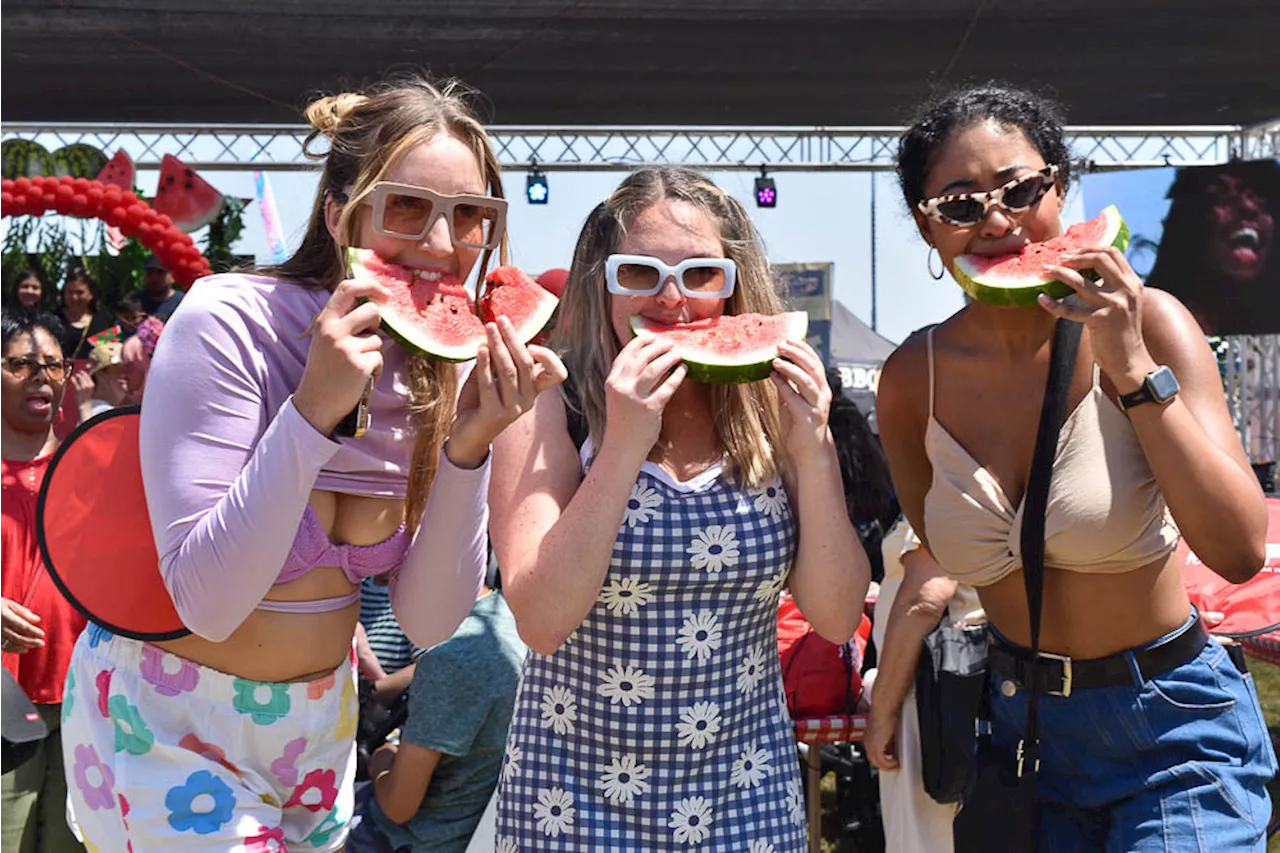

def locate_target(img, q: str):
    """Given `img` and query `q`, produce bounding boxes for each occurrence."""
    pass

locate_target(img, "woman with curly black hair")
[877,81,1274,849]
[1146,158,1280,335]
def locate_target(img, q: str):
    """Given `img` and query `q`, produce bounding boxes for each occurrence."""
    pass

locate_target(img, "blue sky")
[1079,168,1176,277]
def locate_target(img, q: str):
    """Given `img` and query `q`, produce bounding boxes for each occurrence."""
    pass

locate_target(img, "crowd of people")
[0,73,1274,853]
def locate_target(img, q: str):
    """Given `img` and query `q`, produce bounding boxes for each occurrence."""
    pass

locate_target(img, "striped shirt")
[359,578,423,673]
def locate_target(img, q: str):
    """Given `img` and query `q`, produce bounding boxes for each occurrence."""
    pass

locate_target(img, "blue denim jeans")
[988,615,1277,851]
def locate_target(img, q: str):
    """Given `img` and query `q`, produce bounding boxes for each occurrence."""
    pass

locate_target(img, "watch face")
[1147,366,1180,402]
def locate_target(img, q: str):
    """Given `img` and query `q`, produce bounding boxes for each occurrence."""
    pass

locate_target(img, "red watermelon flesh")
[630,311,809,384]
[480,265,559,337]
[952,205,1130,307]
[95,150,135,191]
[153,154,223,233]
[348,251,560,361]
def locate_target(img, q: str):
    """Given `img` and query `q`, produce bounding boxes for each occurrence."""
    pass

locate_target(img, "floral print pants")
[61,625,358,852]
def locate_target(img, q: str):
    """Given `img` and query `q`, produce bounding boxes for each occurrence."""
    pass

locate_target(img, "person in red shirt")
[1,306,86,853]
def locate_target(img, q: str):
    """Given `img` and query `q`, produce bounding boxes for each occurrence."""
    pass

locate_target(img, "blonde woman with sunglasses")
[489,167,869,851]
[59,76,565,853]
[877,83,1273,850]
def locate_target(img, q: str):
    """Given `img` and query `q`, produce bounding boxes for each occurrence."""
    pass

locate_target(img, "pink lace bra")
[257,505,410,614]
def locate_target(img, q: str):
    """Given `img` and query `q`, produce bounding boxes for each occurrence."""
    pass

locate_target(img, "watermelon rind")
[629,311,809,384]
[347,248,481,362]
[154,155,224,233]
[51,144,109,180]
[95,150,136,191]
[1,140,54,179]
[952,205,1130,308]
[348,251,560,362]
[479,266,560,349]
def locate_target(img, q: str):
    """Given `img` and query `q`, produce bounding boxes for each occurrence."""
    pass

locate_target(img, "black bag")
[915,618,989,803]
[952,317,1083,852]
[1,668,48,774]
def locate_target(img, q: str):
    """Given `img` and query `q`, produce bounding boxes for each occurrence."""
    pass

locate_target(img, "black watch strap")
[1119,365,1179,411]
[1118,384,1154,410]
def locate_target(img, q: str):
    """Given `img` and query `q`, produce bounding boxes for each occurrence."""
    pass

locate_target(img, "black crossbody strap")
[1019,317,1083,778]
[560,377,589,453]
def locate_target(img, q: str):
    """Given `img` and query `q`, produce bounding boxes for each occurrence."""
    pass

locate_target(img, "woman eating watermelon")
[59,76,565,852]
[876,82,1274,849]
[488,166,870,850]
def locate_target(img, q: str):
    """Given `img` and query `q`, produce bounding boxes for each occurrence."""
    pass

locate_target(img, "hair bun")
[305,93,368,138]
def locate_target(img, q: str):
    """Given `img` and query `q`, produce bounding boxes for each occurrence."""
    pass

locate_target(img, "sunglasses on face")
[604,255,737,299]
[3,356,70,382]
[364,182,507,250]
[917,165,1060,227]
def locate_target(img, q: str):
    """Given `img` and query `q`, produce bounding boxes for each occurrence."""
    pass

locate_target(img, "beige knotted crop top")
[921,329,1180,588]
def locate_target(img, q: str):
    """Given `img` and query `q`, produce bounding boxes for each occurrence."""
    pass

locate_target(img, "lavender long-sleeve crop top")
[138,273,488,645]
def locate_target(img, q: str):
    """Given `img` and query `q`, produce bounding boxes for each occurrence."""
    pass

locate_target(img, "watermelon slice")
[346,249,558,362]
[479,265,559,333]
[153,154,223,232]
[95,150,136,191]
[629,311,809,384]
[952,205,1130,307]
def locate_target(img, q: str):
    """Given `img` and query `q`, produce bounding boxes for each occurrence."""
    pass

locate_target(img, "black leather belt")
[988,616,1209,696]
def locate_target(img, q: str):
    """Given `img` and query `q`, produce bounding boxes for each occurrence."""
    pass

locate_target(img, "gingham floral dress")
[495,444,807,851]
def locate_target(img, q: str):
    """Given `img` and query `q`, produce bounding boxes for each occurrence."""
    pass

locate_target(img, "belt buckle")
[1037,650,1073,697]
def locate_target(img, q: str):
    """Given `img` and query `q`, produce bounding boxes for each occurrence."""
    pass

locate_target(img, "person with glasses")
[876,83,1273,849]
[1,306,87,853]
[489,166,869,851]
[59,76,565,853]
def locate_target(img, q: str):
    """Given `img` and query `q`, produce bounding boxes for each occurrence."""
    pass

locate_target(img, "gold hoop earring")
[927,246,946,280]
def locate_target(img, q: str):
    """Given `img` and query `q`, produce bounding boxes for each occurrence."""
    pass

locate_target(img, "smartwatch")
[1118,365,1180,411]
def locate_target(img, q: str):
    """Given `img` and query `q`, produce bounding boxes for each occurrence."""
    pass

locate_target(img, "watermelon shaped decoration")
[629,311,809,384]
[346,249,558,362]
[952,205,1130,307]
[51,144,109,180]
[95,150,136,191]
[153,154,223,232]
[1,140,54,179]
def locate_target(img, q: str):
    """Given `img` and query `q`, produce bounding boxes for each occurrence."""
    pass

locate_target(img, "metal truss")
[0,122,1249,173]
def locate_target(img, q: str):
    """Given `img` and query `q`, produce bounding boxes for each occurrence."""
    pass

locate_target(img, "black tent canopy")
[3,1,1278,126]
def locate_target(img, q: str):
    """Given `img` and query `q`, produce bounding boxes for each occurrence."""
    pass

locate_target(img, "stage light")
[526,166,549,205]
[754,168,776,208]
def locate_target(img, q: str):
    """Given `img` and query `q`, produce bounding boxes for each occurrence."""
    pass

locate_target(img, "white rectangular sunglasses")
[604,254,737,299]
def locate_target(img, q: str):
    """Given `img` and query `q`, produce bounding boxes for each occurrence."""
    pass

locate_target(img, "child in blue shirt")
[349,589,526,853]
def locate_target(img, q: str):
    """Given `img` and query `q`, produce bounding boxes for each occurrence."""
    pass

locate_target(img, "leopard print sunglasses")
[917,164,1059,227]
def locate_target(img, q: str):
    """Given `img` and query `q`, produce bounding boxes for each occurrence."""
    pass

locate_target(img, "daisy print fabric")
[496,456,804,851]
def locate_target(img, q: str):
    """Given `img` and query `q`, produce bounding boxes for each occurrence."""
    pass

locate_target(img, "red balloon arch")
[0,175,212,287]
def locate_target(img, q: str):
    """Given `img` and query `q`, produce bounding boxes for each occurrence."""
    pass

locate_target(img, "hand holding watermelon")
[600,335,689,460]
[770,339,836,468]
[1038,245,1156,390]
[293,278,391,435]
[446,316,567,469]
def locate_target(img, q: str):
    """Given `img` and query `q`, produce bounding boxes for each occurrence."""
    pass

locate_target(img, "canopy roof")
[3,1,1277,126]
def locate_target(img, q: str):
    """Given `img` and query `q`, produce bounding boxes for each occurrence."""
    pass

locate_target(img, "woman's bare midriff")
[976,553,1193,660]
[156,490,406,684]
